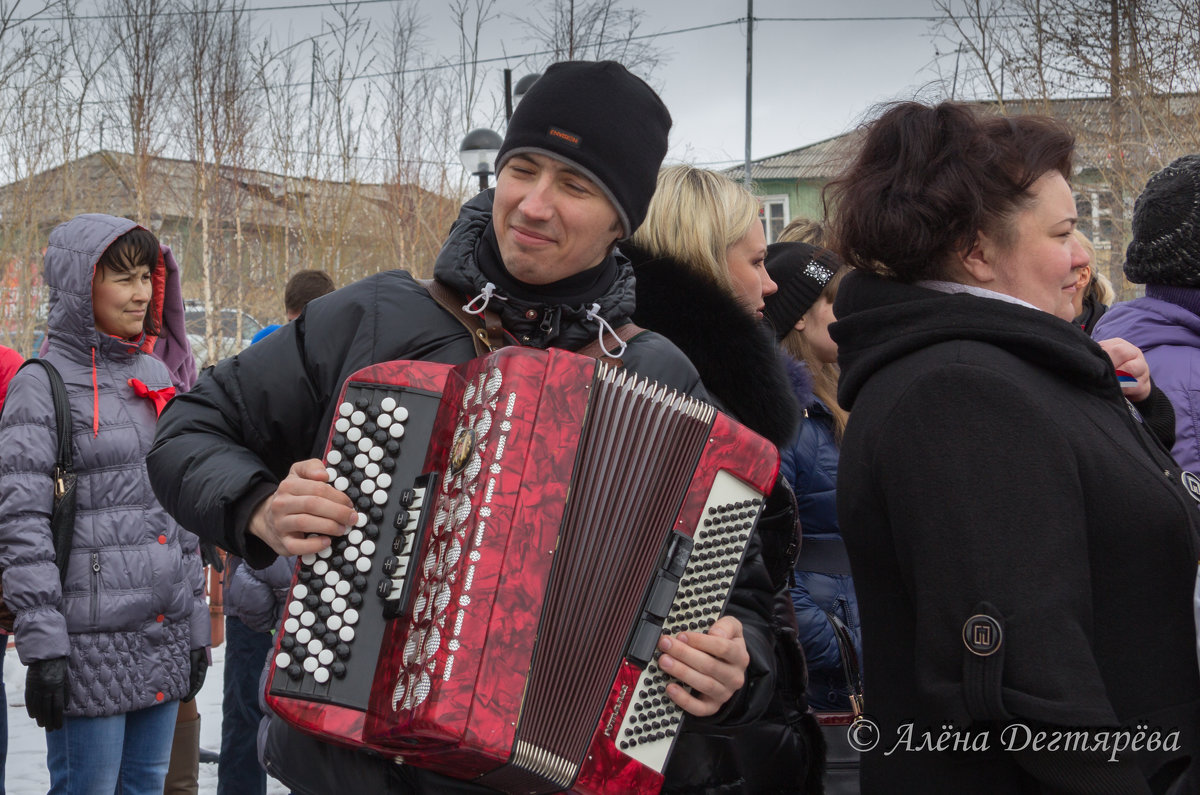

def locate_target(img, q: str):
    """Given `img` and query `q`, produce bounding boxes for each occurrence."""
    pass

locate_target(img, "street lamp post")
[459,128,503,191]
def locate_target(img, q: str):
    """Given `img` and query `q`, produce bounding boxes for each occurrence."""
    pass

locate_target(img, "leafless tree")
[518,0,664,78]
[934,0,1200,297]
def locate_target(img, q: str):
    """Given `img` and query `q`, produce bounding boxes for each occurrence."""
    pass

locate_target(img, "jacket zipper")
[90,552,100,625]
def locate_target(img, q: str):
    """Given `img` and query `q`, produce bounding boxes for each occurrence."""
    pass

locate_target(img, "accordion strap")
[419,278,507,356]
[418,278,644,365]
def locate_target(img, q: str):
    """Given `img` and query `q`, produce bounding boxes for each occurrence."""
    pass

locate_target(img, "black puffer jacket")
[150,192,783,794]
[625,241,825,794]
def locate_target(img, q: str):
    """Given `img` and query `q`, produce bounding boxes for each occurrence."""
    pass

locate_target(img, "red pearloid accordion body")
[265,347,779,794]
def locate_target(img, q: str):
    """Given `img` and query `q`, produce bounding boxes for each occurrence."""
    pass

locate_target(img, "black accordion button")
[287,664,303,680]
[335,643,351,660]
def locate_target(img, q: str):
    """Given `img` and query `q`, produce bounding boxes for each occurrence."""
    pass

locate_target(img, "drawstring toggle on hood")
[585,303,628,359]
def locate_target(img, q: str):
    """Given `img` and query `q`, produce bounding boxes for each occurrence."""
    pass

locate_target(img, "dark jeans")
[218,617,273,795]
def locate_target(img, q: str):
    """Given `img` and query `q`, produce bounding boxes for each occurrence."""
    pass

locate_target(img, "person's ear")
[793,316,806,332]
[958,232,999,286]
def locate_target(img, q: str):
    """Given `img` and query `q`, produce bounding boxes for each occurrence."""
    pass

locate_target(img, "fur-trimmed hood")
[621,240,800,446]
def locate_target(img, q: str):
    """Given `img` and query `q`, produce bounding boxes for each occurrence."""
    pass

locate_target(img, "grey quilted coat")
[0,214,209,718]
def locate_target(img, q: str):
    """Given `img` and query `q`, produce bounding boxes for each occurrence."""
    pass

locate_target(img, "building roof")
[729,93,1200,183]
[0,150,453,233]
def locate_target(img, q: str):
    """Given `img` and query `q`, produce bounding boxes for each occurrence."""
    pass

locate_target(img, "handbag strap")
[17,359,76,585]
[827,610,864,716]
[418,278,644,365]
[17,360,73,477]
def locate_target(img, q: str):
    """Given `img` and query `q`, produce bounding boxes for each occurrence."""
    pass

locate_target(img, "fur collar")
[622,241,800,446]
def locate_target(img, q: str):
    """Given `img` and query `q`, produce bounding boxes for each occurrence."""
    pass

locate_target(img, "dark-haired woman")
[826,102,1199,792]
[0,214,209,794]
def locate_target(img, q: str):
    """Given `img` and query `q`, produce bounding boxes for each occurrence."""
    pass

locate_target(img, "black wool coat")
[832,271,1200,794]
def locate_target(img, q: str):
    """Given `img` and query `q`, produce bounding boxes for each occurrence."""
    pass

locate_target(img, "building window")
[760,195,789,244]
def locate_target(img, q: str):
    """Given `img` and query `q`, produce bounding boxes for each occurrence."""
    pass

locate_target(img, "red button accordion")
[265,346,779,794]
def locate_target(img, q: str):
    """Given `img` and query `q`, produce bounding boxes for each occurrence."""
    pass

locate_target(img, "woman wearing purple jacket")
[0,214,209,794]
[1092,154,1200,476]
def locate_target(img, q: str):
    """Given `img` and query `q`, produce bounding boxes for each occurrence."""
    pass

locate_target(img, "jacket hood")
[44,214,169,363]
[832,270,1117,411]
[433,190,636,352]
[1092,296,1200,351]
[622,240,801,446]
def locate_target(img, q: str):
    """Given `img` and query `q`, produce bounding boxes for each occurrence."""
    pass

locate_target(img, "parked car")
[184,300,263,369]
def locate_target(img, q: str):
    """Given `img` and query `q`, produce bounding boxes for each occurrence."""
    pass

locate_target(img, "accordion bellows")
[266,347,779,794]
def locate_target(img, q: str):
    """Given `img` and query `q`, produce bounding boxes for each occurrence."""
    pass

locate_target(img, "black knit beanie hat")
[1125,153,1200,286]
[494,60,672,237]
[762,242,840,341]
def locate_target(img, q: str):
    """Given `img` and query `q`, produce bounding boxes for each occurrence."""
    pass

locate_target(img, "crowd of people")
[0,57,1197,795]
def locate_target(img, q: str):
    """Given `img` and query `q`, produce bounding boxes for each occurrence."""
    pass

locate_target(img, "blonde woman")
[620,164,822,793]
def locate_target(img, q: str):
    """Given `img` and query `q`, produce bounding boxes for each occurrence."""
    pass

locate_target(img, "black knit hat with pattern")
[495,60,672,237]
[762,242,840,341]
[1125,153,1200,286]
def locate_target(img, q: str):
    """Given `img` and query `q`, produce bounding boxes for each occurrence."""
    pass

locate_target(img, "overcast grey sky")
[261,0,958,175]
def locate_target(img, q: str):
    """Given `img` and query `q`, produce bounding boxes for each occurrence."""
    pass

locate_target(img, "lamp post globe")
[459,128,503,191]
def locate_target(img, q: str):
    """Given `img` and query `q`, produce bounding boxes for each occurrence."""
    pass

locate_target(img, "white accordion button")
[312,560,329,576]
[355,512,368,528]
[307,638,322,655]
[343,608,360,626]
[318,649,334,666]
[317,545,333,559]
[377,473,392,489]
[300,611,316,627]
[287,601,303,617]
[365,462,380,478]
[335,580,351,596]
[377,413,392,429]
[393,406,409,422]
[275,652,291,669]
[344,547,360,562]
[283,618,300,634]
[368,447,384,462]
[303,656,318,673]
[380,397,397,412]
[292,584,308,600]
[331,597,347,614]
[350,410,366,426]
[372,489,388,505]
[355,557,372,573]
[325,467,337,483]
[338,402,353,417]
[295,627,311,644]
[313,667,330,684]
[333,476,349,492]
[339,626,355,642]
[346,427,362,443]
[389,423,404,439]
[327,614,343,631]
[360,540,376,556]
[347,529,363,545]
[334,418,350,433]
[326,450,342,465]
[321,587,336,603]
[358,438,373,453]
[361,480,376,495]
[354,454,370,469]
[324,570,340,587]
[301,553,316,566]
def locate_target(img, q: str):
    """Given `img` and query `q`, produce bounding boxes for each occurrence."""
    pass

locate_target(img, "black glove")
[183,647,209,702]
[26,657,69,731]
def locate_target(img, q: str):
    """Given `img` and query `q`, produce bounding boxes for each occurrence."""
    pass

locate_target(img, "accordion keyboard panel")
[269,382,442,713]
[615,469,764,773]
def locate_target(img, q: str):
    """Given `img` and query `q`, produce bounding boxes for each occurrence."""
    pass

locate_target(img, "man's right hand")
[249,459,357,556]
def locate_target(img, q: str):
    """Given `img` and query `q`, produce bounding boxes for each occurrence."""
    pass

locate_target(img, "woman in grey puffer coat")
[0,214,209,794]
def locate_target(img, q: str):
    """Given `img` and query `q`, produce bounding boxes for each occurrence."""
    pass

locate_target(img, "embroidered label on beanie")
[548,127,581,148]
